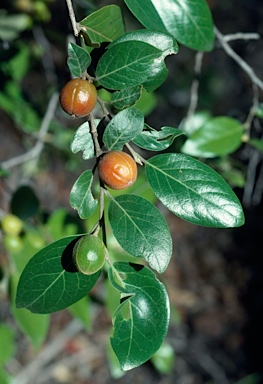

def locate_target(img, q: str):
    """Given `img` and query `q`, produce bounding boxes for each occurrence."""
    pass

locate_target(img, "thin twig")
[33,26,58,86]
[65,0,79,37]
[186,51,204,121]
[1,92,58,170]
[242,148,261,206]
[214,26,263,91]
[243,82,259,132]
[89,113,103,158]
[223,32,260,42]
[125,143,144,165]
[97,96,112,118]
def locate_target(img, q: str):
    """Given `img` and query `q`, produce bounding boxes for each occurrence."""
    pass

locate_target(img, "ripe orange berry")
[98,151,137,190]
[59,78,97,117]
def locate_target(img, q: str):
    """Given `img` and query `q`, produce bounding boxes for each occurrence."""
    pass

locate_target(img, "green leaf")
[180,110,212,136]
[124,0,214,51]
[0,82,40,133]
[108,195,172,273]
[96,41,160,90]
[96,30,178,90]
[0,12,31,41]
[46,209,69,241]
[0,324,15,364]
[109,262,170,370]
[1,42,31,81]
[151,341,175,374]
[146,153,245,228]
[182,116,244,158]
[0,368,11,384]
[109,29,178,55]
[68,296,91,330]
[107,342,125,379]
[235,373,262,384]
[12,302,49,350]
[70,121,95,160]
[16,236,100,313]
[67,43,91,78]
[103,107,144,150]
[134,89,157,116]
[11,272,49,350]
[70,170,98,220]
[105,29,178,92]
[79,5,125,45]
[111,86,142,109]
[133,125,184,151]
[255,103,263,119]
[249,138,263,153]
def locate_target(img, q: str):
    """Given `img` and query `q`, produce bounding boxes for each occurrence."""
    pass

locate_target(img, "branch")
[186,51,204,121]
[65,0,79,37]
[223,32,260,42]
[1,92,58,170]
[89,113,103,158]
[214,26,263,92]
[12,319,83,384]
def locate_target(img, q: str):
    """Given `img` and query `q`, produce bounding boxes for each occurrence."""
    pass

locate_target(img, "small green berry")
[4,234,24,253]
[1,214,23,236]
[73,235,106,275]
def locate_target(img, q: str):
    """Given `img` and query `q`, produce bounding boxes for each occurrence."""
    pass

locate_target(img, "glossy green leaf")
[108,195,172,273]
[133,125,184,151]
[103,107,144,150]
[107,30,178,92]
[182,116,244,158]
[70,121,94,160]
[109,262,170,370]
[96,41,160,90]
[111,86,142,109]
[109,29,178,55]
[16,236,100,313]
[146,153,245,228]
[124,0,214,51]
[107,342,125,379]
[70,170,97,219]
[79,5,125,45]
[180,111,212,136]
[67,43,91,78]
[96,30,178,90]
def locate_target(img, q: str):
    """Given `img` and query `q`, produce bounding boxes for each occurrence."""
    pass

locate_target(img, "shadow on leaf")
[61,236,82,272]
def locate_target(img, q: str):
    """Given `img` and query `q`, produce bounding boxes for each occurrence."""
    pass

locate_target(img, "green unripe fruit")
[1,214,23,236]
[4,234,24,253]
[73,235,106,275]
